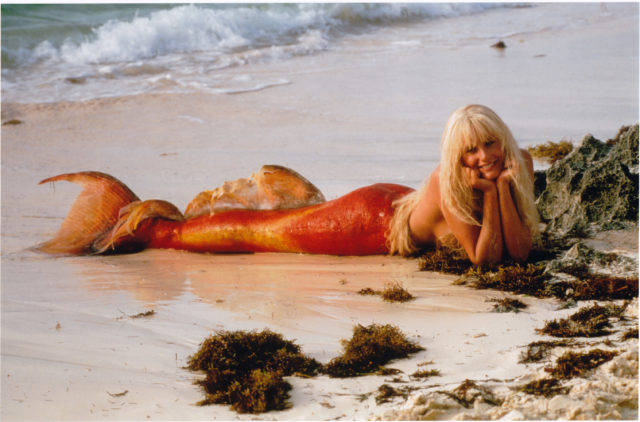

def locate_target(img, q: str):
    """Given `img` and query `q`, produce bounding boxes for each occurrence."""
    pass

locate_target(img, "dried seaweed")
[571,275,639,301]
[418,243,473,275]
[417,227,638,302]
[620,328,639,341]
[375,384,417,404]
[437,379,501,409]
[537,303,627,338]
[187,329,321,413]
[517,378,569,398]
[488,297,528,313]
[358,287,378,296]
[130,310,155,319]
[323,324,424,378]
[519,340,577,363]
[358,282,415,303]
[527,140,574,164]
[381,282,415,303]
[410,369,441,379]
[455,263,551,298]
[549,349,619,379]
[2,119,22,126]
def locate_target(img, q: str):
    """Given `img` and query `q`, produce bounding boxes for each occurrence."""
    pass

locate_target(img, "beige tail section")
[184,164,325,219]
[94,199,184,253]
[37,171,140,255]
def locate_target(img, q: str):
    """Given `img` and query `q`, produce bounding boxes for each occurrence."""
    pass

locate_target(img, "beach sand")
[2,4,638,420]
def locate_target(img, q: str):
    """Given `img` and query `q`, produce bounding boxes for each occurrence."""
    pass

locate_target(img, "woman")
[388,104,539,263]
[38,105,538,263]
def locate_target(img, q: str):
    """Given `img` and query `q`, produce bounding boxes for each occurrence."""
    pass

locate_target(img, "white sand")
[2,4,638,421]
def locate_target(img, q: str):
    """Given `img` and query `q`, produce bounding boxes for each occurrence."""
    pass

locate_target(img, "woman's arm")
[441,168,503,265]
[496,150,534,262]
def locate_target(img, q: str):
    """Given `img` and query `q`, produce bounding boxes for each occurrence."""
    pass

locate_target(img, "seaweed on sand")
[187,329,321,413]
[358,287,378,296]
[323,324,424,378]
[620,327,639,341]
[410,369,441,379]
[418,243,473,275]
[527,140,574,164]
[420,241,638,301]
[437,379,502,408]
[517,378,570,398]
[455,263,552,298]
[381,282,415,303]
[488,297,528,313]
[519,340,578,363]
[375,383,418,404]
[358,282,415,303]
[548,349,619,379]
[537,302,628,338]
[559,264,639,300]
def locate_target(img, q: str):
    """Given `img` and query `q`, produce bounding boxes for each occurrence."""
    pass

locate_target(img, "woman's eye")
[465,146,477,153]
[485,140,495,147]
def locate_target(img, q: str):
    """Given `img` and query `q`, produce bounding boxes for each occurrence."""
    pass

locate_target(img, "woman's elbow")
[510,248,531,263]
[468,253,501,266]
[510,238,532,262]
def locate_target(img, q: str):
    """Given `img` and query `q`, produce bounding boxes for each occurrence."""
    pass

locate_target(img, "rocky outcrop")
[535,125,638,238]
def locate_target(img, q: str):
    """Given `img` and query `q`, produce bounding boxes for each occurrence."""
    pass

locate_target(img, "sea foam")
[1,3,508,103]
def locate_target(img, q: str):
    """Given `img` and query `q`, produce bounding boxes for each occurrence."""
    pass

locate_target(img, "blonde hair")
[387,104,540,255]
[386,188,421,256]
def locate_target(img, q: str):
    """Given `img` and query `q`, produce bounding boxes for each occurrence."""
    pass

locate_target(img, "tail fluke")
[37,171,140,254]
[94,199,184,253]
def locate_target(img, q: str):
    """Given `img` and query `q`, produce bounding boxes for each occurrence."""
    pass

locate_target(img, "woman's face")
[460,138,504,180]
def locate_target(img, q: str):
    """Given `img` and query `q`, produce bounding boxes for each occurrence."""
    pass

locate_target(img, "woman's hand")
[464,167,496,192]
[497,166,514,187]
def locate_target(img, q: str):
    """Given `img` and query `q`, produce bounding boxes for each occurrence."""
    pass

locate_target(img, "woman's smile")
[462,139,504,180]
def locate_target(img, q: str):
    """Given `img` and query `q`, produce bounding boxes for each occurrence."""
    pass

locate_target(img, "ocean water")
[0,2,568,103]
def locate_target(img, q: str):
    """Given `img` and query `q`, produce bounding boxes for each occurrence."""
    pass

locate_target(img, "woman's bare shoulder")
[519,148,534,175]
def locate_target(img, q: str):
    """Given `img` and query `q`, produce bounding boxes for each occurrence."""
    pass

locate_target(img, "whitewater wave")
[4,3,506,68]
[1,3,511,103]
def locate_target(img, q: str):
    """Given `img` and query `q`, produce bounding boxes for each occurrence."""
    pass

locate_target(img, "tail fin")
[94,199,184,253]
[37,171,140,255]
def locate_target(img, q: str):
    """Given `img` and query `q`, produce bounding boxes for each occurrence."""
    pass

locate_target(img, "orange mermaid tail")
[37,169,413,256]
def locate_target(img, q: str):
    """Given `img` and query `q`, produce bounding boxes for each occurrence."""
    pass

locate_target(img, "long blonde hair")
[387,104,540,255]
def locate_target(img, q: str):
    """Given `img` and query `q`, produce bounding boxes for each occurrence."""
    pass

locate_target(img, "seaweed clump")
[537,302,628,338]
[455,263,552,298]
[556,262,639,300]
[620,328,639,341]
[358,282,415,303]
[187,329,321,413]
[517,378,570,398]
[324,324,424,378]
[418,243,473,275]
[420,241,638,302]
[527,140,574,164]
[518,348,620,398]
[519,340,577,363]
[2,119,23,126]
[549,349,619,379]
[375,384,418,404]
[488,297,528,313]
[437,379,501,408]
[410,369,441,379]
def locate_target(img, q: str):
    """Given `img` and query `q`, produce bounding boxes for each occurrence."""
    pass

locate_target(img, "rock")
[545,241,638,278]
[535,125,639,238]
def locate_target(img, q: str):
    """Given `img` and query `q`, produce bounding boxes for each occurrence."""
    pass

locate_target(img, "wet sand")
[2,4,638,420]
